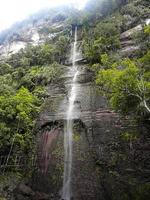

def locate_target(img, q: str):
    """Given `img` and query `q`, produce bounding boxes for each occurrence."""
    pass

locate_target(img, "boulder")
[120,24,142,40]
[14,183,35,196]
[34,191,50,200]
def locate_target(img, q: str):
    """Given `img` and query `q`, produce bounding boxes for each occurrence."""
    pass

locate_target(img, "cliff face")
[33,53,149,200]
[0,21,67,58]
[0,1,150,200]
[34,60,106,199]
[0,7,71,59]
[33,14,150,199]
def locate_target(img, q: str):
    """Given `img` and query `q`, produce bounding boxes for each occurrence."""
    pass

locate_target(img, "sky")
[0,0,88,32]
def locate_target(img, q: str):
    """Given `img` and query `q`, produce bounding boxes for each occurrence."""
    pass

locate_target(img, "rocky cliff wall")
[29,60,150,200]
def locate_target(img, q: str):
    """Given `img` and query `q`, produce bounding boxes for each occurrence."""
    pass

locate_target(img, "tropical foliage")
[0,59,63,157]
[96,52,150,117]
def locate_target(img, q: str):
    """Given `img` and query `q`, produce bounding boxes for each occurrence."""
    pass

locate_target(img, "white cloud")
[0,0,88,31]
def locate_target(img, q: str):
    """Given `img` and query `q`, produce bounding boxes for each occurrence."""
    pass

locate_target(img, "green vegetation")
[0,61,63,159]
[82,21,120,64]
[8,39,69,67]
[0,87,39,153]
[0,13,69,161]
[0,2,149,197]
[0,0,149,165]
[96,52,150,117]
[81,0,150,120]
[0,39,65,167]
[19,63,62,90]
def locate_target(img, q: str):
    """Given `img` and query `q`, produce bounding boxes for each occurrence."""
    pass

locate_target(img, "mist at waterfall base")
[62,27,79,200]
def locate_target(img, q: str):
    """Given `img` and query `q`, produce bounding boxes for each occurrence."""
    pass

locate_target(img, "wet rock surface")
[0,62,149,200]
[13,182,54,200]
[34,62,150,200]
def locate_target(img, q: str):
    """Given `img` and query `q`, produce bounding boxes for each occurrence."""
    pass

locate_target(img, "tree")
[0,87,40,155]
[0,63,12,75]
[96,57,150,116]
[55,35,70,63]
[20,63,62,90]
[8,43,57,67]
[144,25,150,35]
[82,21,120,63]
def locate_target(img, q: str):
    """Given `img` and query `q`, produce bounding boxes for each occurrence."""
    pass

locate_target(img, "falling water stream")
[62,27,79,200]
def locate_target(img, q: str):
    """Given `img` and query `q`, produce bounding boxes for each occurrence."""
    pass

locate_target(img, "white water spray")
[62,27,79,200]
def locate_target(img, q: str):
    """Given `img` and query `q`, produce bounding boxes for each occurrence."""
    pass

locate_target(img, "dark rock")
[14,183,35,196]
[15,193,30,200]
[120,40,135,48]
[14,183,51,200]
[120,45,140,53]
[34,191,50,200]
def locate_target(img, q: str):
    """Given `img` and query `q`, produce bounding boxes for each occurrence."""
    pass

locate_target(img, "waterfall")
[62,27,79,200]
